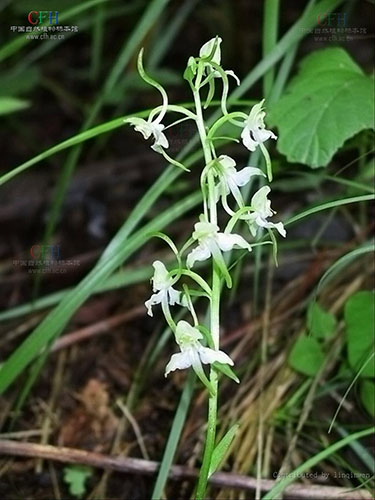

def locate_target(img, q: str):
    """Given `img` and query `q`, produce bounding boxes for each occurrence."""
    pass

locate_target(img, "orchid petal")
[241,127,257,152]
[256,218,286,237]
[232,167,265,187]
[199,37,222,64]
[167,287,182,306]
[144,290,165,317]
[187,243,211,268]
[198,346,234,366]
[218,154,236,170]
[225,70,240,86]
[216,233,251,252]
[175,320,203,345]
[152,260,171,291]
[165,351,192,376]
[251,186,272,216]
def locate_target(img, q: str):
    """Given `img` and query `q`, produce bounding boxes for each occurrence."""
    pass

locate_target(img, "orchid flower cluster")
[125,36,285,495]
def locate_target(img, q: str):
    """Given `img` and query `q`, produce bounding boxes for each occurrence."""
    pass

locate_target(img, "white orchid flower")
[199,37,240,86]
[145,261,186,317]
[127,49,170,154]
[241,99,277,152]
[215,155,265,213]
[187,219,251,269]
[127,117,168,154]
[165,320,233,377]
[248,186,286,237]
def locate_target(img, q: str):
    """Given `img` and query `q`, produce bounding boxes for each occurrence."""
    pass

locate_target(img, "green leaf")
[270,48,375,167]
[307,302,336,339]
[213,362,240,384]
[0,97,29,115]
[208,424,239,478]
[289,335,325,376]
[63,465,93,498]
[360,380,375,417]
[345,291,375,378]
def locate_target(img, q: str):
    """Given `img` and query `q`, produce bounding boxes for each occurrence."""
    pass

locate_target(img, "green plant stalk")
[192,86,220,499]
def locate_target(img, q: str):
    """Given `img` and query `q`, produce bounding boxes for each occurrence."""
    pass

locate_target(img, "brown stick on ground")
[0,440,371,499]
[51,306,145,352]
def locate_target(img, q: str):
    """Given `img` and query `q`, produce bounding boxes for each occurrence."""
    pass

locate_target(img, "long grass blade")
[151,371,195,500]
[263,427,374,499]
[0,191,201,394]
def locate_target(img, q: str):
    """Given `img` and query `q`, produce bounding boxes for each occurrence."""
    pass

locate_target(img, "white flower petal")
[218,154,236,170]
[199,37,222,64]
[198,346,234,366]
[251,186,272,217]
[167,287,182,306]
[225,70,240,85]
[175,321,203,346]
[192,221,219,241]
[165,351,193,376]
[187,243,211,268]
[128,117,152,140]
[274,222,286,237]
[216,233,251,252]
[152,123,169,148]
[144,290,165,317]
[255,128,277,143]
[231,167,265,187]
[241,127,257,152]
[241,100,276,151]
[256,218,286,237]
[152,260,171,291]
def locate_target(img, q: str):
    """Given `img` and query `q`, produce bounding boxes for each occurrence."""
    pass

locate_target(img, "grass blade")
[263,427,374,499]
[151,371,195,500]
[0,191,201,394]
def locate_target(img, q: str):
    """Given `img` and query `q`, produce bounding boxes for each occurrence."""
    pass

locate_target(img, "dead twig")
[51,306,145,352]
[0,440,371,500]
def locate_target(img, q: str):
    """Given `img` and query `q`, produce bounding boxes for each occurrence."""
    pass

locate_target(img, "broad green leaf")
[289,335,325,376]
[360,380,375,417]
[208,424,239,478]
[345,291,375,378]
[307,302,336,339]
[0,97,29,115]
[270,48,375,168]
[63,465,93,498]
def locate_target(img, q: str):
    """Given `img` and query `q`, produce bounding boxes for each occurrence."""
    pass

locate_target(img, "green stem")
[193,88,221,499]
